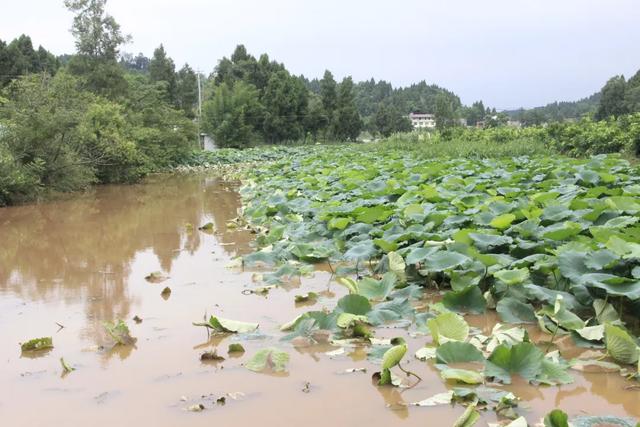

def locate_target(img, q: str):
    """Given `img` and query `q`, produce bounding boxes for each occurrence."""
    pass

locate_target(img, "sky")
[1,0,639,109]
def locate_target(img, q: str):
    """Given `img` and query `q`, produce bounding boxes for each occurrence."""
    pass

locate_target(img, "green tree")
[176,64,198,118]
[434,93,456,131]
[320,70,338,117]
[333,76,362,141]
[595,75,628,120]
[304,93,329,142]
[202,81,263,148]
[624,70,640,114]
[123,73,197,167]
[149,44,177,104]
[64,0,130,98]
[374,103,411,137]
[260,70,308,143]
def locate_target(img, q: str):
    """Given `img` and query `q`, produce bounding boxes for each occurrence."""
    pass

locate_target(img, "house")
[200,133,217,151]
[409,113,436,129]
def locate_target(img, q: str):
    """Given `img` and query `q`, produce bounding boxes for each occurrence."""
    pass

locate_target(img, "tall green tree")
[64,0,130,98]
[260,70,308,143]
[320,70,338,116]
[149,44,178,104]
[434,93,456,131]
[202,81,263,148]
[595,76,628,120]
[333,77,362,141]
[373,103,412,137]
[176,64,198,118]
[304,93,329,142]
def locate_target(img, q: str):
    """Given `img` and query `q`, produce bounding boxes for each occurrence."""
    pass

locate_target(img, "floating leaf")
[228,344,245,354]
[441,368,484,384]
[145,271,168,283]
[194,315,259,334]
[407,391,453,406]
[20,337,53,352]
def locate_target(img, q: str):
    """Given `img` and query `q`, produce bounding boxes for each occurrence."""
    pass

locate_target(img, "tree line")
[507,69,640,125]
[0,0,198,205]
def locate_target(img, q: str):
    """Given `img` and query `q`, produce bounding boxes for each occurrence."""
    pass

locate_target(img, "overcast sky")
[1,0,639,109]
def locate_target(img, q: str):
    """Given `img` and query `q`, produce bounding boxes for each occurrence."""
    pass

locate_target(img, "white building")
[409,113,436,129]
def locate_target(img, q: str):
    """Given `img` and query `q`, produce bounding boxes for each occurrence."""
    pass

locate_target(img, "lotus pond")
[2,143,640,426]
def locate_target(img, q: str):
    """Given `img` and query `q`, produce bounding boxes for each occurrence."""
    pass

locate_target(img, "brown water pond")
[0,174,638,426]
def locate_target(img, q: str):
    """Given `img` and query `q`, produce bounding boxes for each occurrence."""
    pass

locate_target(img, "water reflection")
[0,174,252,328]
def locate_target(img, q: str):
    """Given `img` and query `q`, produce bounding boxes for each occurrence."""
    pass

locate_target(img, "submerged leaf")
[245,348,290,373]
[104,320,136,345]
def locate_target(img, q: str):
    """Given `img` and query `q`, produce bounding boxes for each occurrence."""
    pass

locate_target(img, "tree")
[260,70,308,143]
[0,35,59,87]
[304,93,329,142]
[434,93,456,132]
[202,81,263,148]
[64,0,130,97]
[624,70,640,114]
[64,0,130,58]
[333,77,362,141]
[176,64,198,118]
[320,70,338,116]
[123,73,197,167]
[595,76,628,120]
[373,103,412,137]
[0,72,142,192]
[465,100,485,126]
[149,44,178,104]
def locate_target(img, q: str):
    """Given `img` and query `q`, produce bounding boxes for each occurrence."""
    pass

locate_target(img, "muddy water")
[0,174,638,426]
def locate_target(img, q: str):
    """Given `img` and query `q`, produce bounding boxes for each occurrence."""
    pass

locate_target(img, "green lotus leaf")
[442,285,487,314]
[485,342,544,384]
[494,267,530,285]
[496,297,537,324]
[436,341,485,364]
[427,312,469,345]
[441,368,484,385]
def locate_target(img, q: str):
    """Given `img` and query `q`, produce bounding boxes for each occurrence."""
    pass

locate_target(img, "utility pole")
[196,70,203,149]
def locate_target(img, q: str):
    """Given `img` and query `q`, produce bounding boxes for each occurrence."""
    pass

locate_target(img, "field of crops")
[235,143,640,426]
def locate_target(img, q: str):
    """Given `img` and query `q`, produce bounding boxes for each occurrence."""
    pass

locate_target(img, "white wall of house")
[409,113,436,129]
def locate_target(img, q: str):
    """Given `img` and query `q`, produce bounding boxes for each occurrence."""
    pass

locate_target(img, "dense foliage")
[0,0,197,205]
[234,142,640,417]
